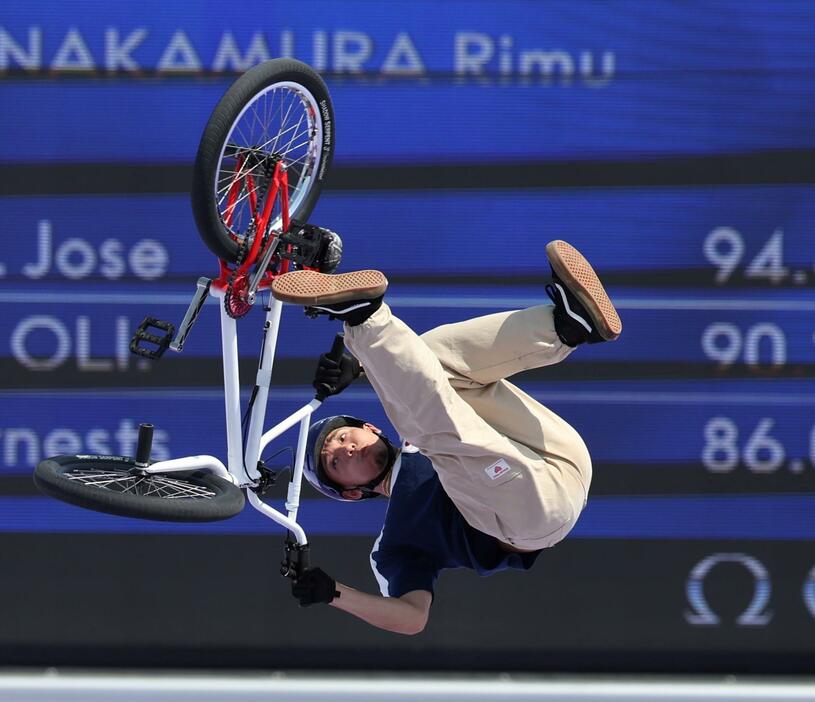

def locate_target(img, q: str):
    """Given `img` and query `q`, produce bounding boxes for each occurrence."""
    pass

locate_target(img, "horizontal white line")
[3,673,814,702]
[0,292,214,305]
[0,388,375,401]
[540,391,815,405]
[4,388,814,405]
[609,298,815,311]
[0,292,813,311]
[394,297,815,312]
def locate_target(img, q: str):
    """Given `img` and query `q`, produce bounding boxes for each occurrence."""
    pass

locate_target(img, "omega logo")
[685,553,772,626]
[686,553,815,627]
[803,565,815,619]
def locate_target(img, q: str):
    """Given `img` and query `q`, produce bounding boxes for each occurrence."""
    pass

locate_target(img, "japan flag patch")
[485,458,512,480]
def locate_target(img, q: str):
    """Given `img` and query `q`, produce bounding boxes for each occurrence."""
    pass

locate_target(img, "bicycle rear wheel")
[34,455,245,522]
[192,58,334,263]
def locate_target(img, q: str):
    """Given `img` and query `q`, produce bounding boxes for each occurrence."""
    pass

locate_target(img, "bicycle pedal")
[130,317,176,360]
[279,221,343,273]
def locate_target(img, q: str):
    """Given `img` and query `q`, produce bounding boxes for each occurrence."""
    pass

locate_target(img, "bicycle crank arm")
[170,277,212,352]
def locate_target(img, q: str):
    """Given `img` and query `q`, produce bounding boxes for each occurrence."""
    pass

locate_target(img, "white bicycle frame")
[139,284,318,547]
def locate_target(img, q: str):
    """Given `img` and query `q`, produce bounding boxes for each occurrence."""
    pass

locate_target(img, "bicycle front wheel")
[192,58,335,263]
[34,455,245,522]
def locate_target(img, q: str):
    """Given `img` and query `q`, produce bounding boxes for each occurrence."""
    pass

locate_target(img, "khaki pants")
[344,303,592,550]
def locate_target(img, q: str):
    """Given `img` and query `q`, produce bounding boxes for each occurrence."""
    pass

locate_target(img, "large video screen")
[1,0,813,670]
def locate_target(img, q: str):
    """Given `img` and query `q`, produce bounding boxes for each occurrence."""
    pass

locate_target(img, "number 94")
[704,227,787,285]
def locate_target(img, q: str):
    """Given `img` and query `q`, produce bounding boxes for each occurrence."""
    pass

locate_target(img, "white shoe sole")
[271,270,388,306]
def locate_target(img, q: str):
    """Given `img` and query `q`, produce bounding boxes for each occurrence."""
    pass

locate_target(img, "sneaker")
[545,240,622,346]
[271,270,388,325]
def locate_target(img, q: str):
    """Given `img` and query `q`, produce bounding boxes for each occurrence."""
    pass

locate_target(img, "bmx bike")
[34,58,340,579]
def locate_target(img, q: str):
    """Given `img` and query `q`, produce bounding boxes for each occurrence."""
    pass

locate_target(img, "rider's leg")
[420,238,620,390]
[419,303,581,452]
[419,305,591,510]
[343,303,585,550]
[420,304,572,389]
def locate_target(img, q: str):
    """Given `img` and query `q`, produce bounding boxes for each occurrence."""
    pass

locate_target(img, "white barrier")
[0,673,813,702]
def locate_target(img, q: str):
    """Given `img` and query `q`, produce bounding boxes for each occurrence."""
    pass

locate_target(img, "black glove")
[313,350,361,399]
[292,567,340,607]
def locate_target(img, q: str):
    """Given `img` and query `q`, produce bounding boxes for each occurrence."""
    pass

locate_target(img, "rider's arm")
[330,583,432,635]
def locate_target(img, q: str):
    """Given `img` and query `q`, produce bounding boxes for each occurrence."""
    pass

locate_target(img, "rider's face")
[320,424,389,498]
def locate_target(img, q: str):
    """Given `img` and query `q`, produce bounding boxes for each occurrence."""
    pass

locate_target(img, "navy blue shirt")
[370,449,541,598]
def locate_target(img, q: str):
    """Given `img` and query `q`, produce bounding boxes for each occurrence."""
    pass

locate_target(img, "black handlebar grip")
[314,333,346,402]
[327,333,345,362]
[298,546,311,575]
[135,423,154,466]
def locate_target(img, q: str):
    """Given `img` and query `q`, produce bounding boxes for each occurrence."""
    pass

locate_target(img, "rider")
[271,240,622,635]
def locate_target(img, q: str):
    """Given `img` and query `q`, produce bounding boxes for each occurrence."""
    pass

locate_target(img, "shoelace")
[545,283,558,306]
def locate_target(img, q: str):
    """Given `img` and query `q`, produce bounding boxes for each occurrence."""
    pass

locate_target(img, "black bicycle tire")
[192,58,335,262]
[34,455,245,523]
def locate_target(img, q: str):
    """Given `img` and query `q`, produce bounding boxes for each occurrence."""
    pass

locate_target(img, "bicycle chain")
[223,161,275,320]
[223,226,253,319]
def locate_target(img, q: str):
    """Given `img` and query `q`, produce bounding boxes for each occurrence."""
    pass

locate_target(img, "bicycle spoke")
[260,90,269,150]
[270,119,307,150]
[279,139,311,159]
[217,147,272,197]
[213,82,322,244]
[271,92,297,155]
[249,98,266,146]
[216,127,296,195]
[216,152,271,198]
[64,468,216,499]
[234,121,252,149]
[264,87,274,146]
[220,179,263,220]
[283,111,306,157]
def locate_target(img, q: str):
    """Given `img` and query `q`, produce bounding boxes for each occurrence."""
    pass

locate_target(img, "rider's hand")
[292,567,340,606]
[313,350,361,399]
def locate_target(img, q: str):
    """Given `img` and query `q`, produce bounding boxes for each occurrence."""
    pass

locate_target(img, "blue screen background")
[0,0,813,544]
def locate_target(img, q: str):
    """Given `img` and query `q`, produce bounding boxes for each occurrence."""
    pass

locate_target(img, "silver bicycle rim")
[214,80,324,246]
[64,468,217,500]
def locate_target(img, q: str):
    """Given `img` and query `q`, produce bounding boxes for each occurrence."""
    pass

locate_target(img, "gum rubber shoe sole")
[271,270,388,306]
[545,240,622,341]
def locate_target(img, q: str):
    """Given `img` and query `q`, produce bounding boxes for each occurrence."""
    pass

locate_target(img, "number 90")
[701,323,786,367]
